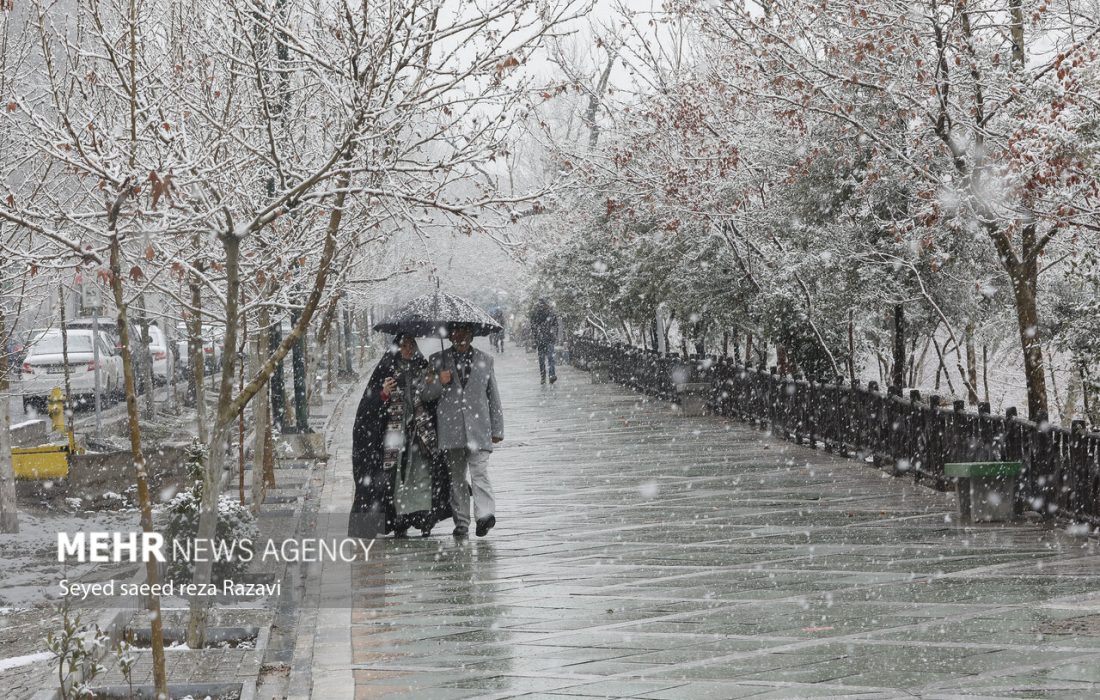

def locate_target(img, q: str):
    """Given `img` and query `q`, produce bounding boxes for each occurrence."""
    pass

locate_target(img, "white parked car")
[147,325,171,385]
[66,317,153,395]
[20,329,121,412]
[173,323,223,376]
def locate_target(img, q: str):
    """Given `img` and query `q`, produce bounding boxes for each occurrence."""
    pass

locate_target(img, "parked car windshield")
[30,332,93,355]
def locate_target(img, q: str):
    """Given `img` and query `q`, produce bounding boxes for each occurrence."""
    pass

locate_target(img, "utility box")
[945,462,1022,523]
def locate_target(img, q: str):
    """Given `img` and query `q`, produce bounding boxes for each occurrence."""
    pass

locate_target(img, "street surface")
[300,344,1100,699]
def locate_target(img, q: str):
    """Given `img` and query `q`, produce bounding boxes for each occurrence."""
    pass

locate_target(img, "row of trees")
[0,0,582,694]
[531,0,1100,424]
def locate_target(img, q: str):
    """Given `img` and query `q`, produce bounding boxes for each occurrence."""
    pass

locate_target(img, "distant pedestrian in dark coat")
[528,297,559,384]
[490,308,506,353]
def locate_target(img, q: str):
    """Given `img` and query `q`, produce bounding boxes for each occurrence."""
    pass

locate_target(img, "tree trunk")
[169,317,181,416]
[844,312,853,385]
[0,307,18,534]
[655,307,667,354]
[108,231,168,700]
[269,318,286,433]
[342,304,355,375]
[291,308,309,432]
[138,302,155,419]
[326,324,335,393]
[238,296,247,505]
[1079,363,1099,426]
[965,322,979,405]
[912,336,932,388]
[1047,353,1063,421]
[1009,0,1025,68]
[264,419,276,488]
[1062,362,1080,428]
[188,230,242,649]
[1009,260,1049,420]
[891,304,905,390]
[251,310,270,513]
[188,269,207,443]
[358,309,368,367]
[982,344,990,403]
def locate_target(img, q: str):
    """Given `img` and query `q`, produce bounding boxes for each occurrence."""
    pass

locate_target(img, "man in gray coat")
[422,325,503,537]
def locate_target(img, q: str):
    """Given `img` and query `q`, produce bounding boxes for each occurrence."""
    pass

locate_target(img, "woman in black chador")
[350,334,451,537]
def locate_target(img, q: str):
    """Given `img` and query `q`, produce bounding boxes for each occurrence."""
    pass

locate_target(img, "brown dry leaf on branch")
[496,55,520,73]
[148,172,173,209]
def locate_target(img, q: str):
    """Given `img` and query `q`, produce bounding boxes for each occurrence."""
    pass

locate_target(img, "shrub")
[160,442,259,584]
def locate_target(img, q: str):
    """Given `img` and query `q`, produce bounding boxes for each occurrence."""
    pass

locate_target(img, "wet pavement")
[312,343,1100,699]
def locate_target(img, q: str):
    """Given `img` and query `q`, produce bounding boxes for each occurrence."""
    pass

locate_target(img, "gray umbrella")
[373,291,502,339]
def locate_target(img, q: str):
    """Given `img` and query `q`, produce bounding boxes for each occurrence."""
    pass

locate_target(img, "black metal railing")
[571,337,1100,526]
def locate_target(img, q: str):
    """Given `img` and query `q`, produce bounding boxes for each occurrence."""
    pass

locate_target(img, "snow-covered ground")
[0,506,143,697]
[0,652,52,673]
[0,508,141,611]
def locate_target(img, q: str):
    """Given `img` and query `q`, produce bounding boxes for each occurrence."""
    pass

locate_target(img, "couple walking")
[350,326,503,539]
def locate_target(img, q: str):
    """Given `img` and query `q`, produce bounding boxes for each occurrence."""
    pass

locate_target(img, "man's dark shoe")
[475,515,496,537]
[452,525,469,537]
[549,375,557,384]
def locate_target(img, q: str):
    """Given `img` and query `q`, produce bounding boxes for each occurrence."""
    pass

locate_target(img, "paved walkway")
[313,343,1100,699]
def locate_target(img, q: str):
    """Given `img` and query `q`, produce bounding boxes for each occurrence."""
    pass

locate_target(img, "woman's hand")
[382,377,397,399]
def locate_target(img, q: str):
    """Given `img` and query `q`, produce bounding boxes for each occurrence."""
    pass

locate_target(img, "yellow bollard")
[48,387,66,433]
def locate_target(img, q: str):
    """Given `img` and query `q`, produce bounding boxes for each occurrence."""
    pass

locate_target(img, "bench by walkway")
[306,343,1100,699]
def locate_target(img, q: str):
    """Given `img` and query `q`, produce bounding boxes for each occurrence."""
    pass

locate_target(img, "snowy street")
[3,0,1100,695]
[293,344,1100,699]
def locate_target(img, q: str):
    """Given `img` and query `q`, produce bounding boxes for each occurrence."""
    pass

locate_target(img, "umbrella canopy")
[374,291,502,338]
